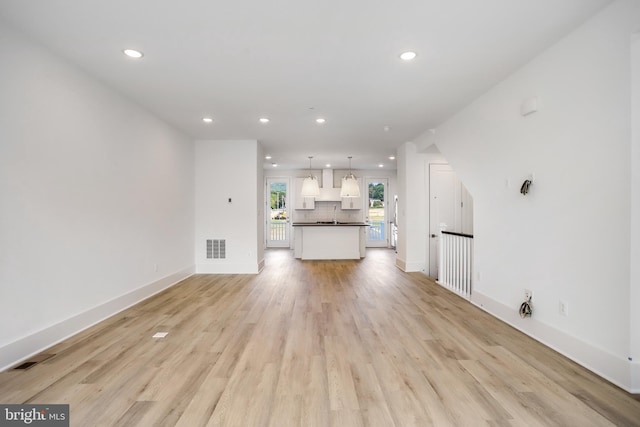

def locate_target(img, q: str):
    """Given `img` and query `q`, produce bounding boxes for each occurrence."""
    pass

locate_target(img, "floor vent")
[13,353,55,370]
[206,239,226,259]
[14,362,38,370]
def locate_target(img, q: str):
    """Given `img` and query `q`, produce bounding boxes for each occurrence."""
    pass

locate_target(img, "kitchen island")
[292,222,369,260]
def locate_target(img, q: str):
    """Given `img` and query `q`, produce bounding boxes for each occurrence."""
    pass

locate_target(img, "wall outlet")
[524,289,533,301]
[559,300,569,317]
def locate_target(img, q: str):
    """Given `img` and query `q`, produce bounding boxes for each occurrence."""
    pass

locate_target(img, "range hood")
[316,169,342,201]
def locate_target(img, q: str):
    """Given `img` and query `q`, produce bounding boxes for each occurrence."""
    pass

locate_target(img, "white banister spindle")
[437,232,473,299]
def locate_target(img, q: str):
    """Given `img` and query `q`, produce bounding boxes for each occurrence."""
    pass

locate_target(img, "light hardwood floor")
[1,249,639,426]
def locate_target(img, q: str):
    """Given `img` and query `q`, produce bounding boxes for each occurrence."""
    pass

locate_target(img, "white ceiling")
[0,0,612,170]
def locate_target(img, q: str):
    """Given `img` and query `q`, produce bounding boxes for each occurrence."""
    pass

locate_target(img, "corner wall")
[396,142,428,272]
[0,23,195,370]
[195,140,263,273]
[630,32,640,391]
[426,0,640,391]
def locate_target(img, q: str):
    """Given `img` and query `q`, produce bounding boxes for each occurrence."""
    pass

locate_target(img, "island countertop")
[293,222,367,259]
[292,222,369,226]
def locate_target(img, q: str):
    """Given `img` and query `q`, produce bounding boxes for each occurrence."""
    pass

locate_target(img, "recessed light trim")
[259,117,270,123]
[400,51,417,61]
[123,49,144,59]
[202,117,213,123]
[316,118,326,124]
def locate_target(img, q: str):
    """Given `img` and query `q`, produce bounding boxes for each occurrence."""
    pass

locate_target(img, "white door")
[266,177,290,248]
[428,164,473,278]
[366,178,389,247]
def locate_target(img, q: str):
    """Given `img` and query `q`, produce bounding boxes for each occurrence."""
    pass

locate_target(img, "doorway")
[428,164,473,278]
[366,178,389,247]
[266,177,290,248]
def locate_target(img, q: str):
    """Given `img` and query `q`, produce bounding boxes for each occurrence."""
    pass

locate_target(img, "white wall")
[396,142,428,272]
[630,32,640,390]
[256,145,265,271]
[423,0,640,390]
[195,140,263,273]
[0,24,195,370]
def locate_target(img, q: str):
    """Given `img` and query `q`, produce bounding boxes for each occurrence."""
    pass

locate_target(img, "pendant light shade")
[301,156,320,197]
[340,156,360,198]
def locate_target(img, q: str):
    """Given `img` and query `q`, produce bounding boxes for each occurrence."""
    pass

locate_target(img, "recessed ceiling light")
[202,117,213,123]
[378,164,384,168]
[272,163,278,167]
[383,125,391,132]
[389,156,396,160]
[265,155,272,159]
[316,118,326,124]
[325,164,331,168]
[259,118,270,123]
[123,49,144,59]
[400,51,417,61]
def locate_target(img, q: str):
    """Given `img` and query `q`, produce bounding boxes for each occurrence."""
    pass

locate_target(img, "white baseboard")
[631,360,640,393]
[196,262,260,274]
[394,257,427,273]
[405,262,428,273]
[0,265,195,372]
[471,290,634,393]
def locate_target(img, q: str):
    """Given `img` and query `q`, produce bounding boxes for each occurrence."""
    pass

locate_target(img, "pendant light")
[340,156,360,197]
[301,156,320,197]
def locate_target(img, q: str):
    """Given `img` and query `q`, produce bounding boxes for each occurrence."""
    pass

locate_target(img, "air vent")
[206,239,226,259]
[13,353,55,370]
[14,361,38,370]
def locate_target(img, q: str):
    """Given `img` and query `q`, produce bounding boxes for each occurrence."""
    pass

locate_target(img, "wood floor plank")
[299,355,331,427]
[174,376,227,427]
[1,248,639,426]
[350,363,396,427]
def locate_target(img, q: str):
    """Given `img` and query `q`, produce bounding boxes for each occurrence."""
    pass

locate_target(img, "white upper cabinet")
[294,177,315,210]
[341,178,362,210]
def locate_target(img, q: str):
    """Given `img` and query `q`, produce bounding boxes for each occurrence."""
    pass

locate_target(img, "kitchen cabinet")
[294,177,315,210]
[341,196,361,209]
[292,223,368,259]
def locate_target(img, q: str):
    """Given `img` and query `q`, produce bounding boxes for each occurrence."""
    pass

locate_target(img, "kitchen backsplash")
[292,201,363,223]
